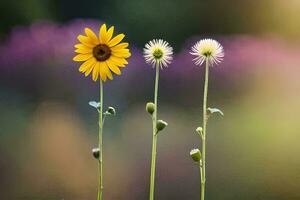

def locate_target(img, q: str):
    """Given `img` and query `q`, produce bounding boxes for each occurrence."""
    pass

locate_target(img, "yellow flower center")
[153,48,163,60]
[200,47,213,57]
[93,44,111,61]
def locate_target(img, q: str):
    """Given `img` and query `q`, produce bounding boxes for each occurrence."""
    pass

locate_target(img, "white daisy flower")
[190,39,224,66]
[143,39,173,69]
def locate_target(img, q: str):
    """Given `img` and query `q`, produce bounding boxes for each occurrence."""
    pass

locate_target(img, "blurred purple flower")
[0,19,101,70]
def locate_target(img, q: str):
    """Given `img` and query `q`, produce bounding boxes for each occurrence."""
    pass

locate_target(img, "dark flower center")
[203,51,212,57]
[93,44,111,61]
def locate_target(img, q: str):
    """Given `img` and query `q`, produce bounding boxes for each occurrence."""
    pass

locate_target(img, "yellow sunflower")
[73,24,131,82]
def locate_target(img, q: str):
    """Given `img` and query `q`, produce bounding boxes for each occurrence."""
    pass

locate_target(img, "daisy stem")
[98,79,104,200]
[199,162,203,199]
[201,58,209,200]
[149,63,160,200]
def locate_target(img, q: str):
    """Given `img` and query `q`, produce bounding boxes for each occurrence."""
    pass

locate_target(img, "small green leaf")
[207,107,224,116]
[89,101,100,109]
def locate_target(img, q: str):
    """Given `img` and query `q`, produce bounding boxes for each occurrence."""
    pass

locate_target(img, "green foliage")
[207,107,224,116]
[89,101,100,110]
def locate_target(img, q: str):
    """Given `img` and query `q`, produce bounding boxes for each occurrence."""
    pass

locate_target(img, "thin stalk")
[149,63,160,200]
[201,58,209,200]
[98,79,104,200]
[199,161,203,200]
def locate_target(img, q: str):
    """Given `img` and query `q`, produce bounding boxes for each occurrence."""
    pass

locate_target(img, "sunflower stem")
[200,58,209,200]
[98,79,104,200]
[149,62,160,200]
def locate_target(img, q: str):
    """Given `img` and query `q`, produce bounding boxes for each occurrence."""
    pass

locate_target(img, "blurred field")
[1,1,300,200]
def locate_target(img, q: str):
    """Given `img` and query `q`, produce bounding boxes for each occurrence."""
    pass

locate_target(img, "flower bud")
[146,102,155,115]
[190,148,201,162]
[107,106,116,115]
[156,120,168,132]
[196,127,203,135]
[92,148,100,159]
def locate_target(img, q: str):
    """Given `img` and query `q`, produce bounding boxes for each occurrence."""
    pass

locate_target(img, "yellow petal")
[106,60,121,75]
[99,24,107,44]
[74,44,91,50]
[85,28,99,44]
[111,43,129,51]
[108,34,125,47]
[101,62,113,80]
[112,49,130,54]
[73,54,93,61]
[99,62,107,81]
[84,62,96,77]
[77,35,94,47]
[92,62,100,81]
[79,57,96,72]
[112,51,131,58]
[75,48,92,54]
[105,26,114,43]
[109,56,128,67]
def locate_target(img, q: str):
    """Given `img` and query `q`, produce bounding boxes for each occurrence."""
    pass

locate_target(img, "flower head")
[143,39,173,69]
[190,39,224,66]
[73,24,131,82]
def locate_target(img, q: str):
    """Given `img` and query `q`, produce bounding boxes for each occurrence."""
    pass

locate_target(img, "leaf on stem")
[89,101,100,110]
[207,107,224,116]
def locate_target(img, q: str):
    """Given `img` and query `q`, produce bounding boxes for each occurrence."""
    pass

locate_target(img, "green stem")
[201,58,209,200]
[149,63,160,200]
[199,161,203,200]
[98,79,104,200]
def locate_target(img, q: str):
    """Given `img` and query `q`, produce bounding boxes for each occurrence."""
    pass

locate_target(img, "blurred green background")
[0,0,300,199]
[1,0,300,46]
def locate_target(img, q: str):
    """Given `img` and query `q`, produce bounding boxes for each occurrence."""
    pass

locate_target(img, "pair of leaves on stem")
[89,101,116,116]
